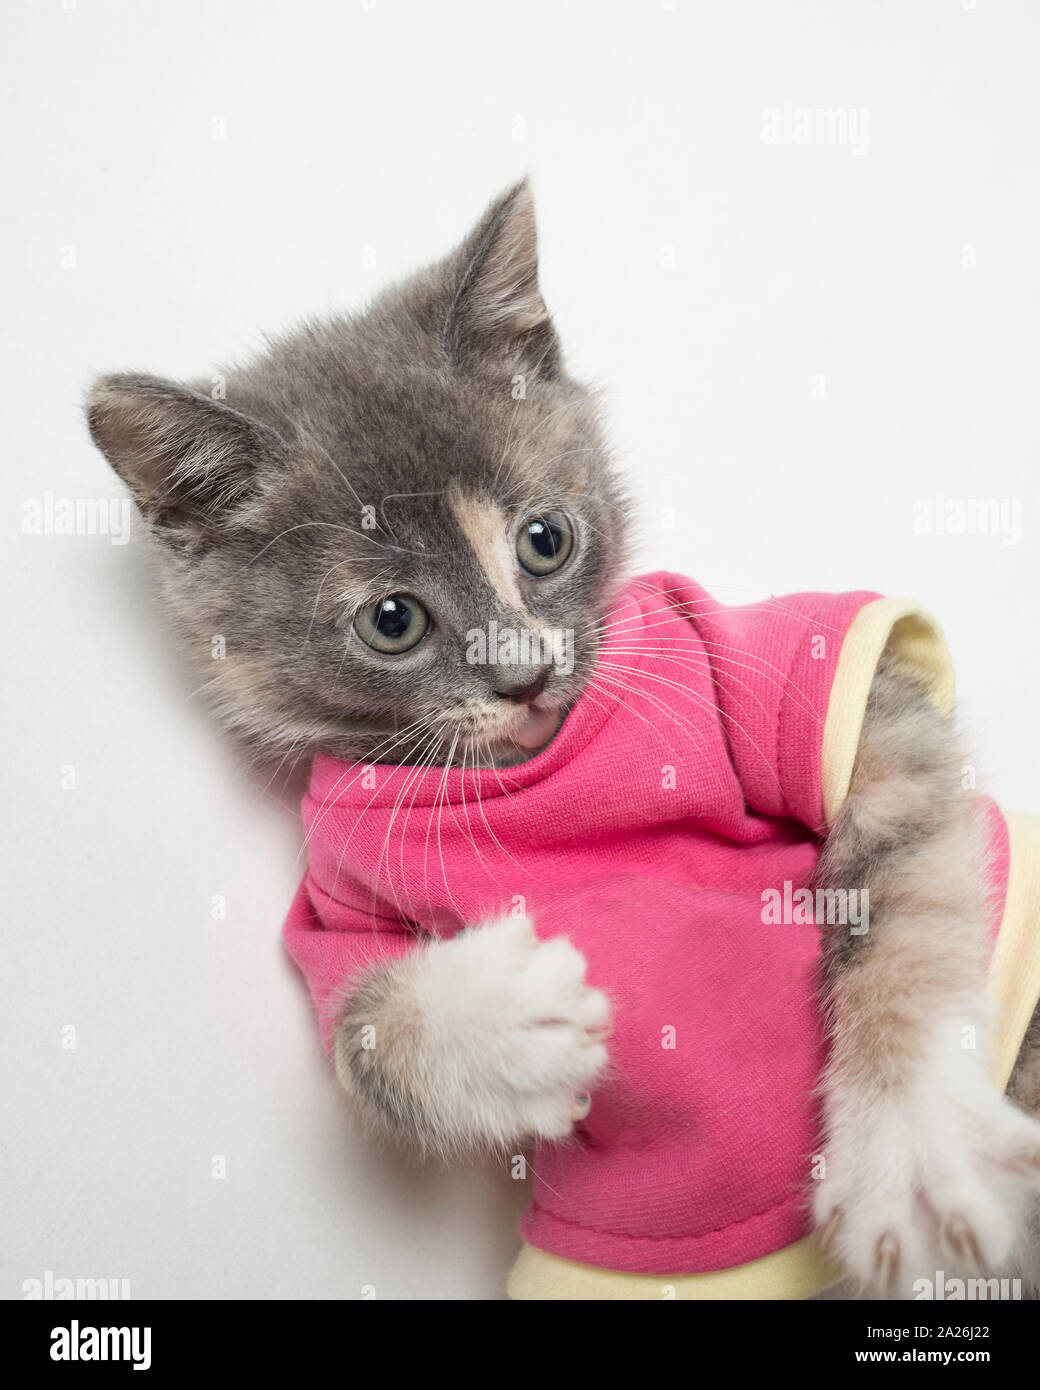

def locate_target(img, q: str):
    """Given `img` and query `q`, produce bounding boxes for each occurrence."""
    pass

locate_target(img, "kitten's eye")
[354,594,430,654]
[516,511,574,576]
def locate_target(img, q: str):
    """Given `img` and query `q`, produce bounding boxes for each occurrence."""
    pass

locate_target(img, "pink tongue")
[512,703,560,751]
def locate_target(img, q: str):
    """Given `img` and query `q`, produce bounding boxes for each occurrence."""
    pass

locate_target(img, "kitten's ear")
[445,179,560,375]
[86,373,284,542]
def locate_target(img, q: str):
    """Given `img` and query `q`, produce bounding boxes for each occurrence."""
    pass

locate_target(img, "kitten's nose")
[493,666,551,704]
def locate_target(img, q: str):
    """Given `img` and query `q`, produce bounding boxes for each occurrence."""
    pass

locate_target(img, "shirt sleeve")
[283,876,421,1054]
[655,574,954,835]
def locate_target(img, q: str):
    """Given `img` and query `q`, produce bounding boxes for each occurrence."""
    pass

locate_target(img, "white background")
[2,0,1038,1300]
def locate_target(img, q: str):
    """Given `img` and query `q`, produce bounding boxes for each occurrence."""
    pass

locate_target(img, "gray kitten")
[87,181,1040,1297]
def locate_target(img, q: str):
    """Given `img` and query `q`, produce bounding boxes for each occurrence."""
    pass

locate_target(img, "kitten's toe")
[815,1074,1040,1296]
[874,1232,901,1297]
[941,1214,983,1270]
[336,913,612,1155]
[814,1177,933,1297]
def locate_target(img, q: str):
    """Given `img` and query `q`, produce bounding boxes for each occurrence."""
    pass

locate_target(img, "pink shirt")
[284,573,1009,1276]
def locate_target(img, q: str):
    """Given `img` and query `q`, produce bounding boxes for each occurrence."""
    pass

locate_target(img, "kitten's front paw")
[335,915,610,1156]
[814,1059,1040,1297]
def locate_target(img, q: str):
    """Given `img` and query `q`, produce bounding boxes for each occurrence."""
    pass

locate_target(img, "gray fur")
[818,644,1040,1101]
[86,181,628,769]
[334,962,429,1148]
[816,650,981,989]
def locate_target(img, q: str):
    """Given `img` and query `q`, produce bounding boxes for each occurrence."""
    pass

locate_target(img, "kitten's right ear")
[86,373,284,541]
[444,179,560,376]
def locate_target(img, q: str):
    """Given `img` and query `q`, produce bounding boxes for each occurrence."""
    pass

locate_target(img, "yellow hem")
[987,812,1040,1091]
[506,1234,842,1301]
[821,597,955,827]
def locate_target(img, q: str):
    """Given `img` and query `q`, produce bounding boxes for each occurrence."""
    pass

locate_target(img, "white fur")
[814,1016,1040,1295]
[354,915,610,1152]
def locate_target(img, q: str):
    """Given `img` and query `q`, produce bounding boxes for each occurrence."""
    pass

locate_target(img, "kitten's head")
[86,181,628,767]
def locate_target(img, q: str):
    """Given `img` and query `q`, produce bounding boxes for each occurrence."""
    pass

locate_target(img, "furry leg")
[333,915,610,1158]
[813,648,1040,1295]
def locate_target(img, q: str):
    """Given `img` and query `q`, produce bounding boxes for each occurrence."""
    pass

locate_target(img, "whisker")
[598,660,785,796]
[302,712,439,857]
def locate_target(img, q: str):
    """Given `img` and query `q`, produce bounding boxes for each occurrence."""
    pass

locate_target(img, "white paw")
[815,1049,1040,1297]
[336,915,610,1155]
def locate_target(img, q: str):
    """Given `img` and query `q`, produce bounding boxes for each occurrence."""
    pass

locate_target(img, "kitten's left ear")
[86,373,285,544]
[445,178,560,375]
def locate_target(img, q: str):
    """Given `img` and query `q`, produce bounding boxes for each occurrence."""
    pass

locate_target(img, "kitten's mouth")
[510,700,562,752]
[435,689,578,765]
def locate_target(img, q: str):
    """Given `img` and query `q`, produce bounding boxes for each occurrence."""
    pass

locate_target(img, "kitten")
[86,181,1040,1296]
